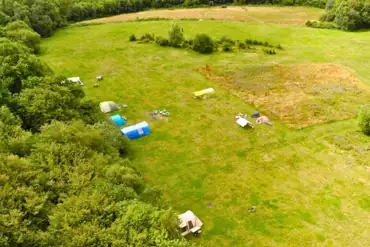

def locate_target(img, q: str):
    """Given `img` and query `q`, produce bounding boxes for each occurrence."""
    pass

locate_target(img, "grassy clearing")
[85,6,324,25]
[199,63,370,128]
[40,19,370,247]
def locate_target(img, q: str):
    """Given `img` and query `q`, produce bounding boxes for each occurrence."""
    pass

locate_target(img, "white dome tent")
[99,101,120,113]
[178,210,203,236]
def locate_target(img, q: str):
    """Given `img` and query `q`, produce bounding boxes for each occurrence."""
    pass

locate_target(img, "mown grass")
[41,18,370,247]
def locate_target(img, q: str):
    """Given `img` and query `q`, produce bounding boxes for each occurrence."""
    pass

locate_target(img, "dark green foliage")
[276,44,284,50]
[263,48,276,55]
[321,0,370,31]
[129,34,137,41]
[168,24,184,48]
[219,35,234,52]
[15,76,101,131]
[1,21,41,53]
[305,20,339,29]
[358,105,370,135]
[246,38,272,47]
[238,42,246,49]
[0,120,197,247]
[139,33,155,43]
[0,0,64,37]
[192,33,214,54]
[156,36,169,46]
[0,38,51,98]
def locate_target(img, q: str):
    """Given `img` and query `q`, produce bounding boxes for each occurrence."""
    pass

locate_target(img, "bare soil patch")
[86,6,323,25]
[198,63,370,128]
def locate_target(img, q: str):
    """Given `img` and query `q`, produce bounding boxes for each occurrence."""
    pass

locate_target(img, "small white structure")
[236,117,254,128]
[99,101,120,113]
[67,77,84,85]
[178,210,203,236]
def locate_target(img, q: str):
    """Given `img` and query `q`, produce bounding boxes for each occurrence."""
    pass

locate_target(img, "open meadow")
[41,8,370,247]
[85,6,324,25]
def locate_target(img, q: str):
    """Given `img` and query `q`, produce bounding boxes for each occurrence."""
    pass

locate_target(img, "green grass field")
[41,11,370,247]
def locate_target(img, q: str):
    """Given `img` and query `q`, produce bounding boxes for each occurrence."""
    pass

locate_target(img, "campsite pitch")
[41,14,370,247]
[199,63,370,128]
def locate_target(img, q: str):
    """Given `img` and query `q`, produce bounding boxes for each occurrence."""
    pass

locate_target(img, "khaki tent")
[100,101,120,113]
[178,210,203,236]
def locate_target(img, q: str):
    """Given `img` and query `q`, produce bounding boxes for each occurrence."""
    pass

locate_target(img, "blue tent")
[121,121,150,140]
[110,114,126,126]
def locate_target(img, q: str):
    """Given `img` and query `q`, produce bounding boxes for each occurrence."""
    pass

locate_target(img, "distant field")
[86,6,324,25]
[41,16,370,247]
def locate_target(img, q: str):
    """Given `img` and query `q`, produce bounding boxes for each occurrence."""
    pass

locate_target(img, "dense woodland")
[0,10,197,247]
[322,0,370,30]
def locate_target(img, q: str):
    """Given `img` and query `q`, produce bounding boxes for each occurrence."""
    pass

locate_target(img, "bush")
[192,34,214,54]
[181,39,192,49]
[168,24,184,48]
[245,39,272,47]
[219,36,234,45]
[238,42,246,50]
[320,11,336,22]
[139,33,155,43]
[222,42,232,52]
[276,44,284,50]
[305,20,339,29]
[129,34,136,42]
[155,36,169,46]
[219,35,233,52]
[263,48,276,55]
[359,105,370,135]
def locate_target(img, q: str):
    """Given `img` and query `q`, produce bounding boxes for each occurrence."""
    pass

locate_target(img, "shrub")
[219,36,234,45]
[155,36,169,46]
[276,44,284,50]
[245,39,271,47]
[222,42,232,52]
[219,35,233,52]
[139,33,155,43]
[129,34,136,42]
[320,11,336,22]
[263,48,276,55]
[181,39,192,49]
[305,20,339,29]
[192,34,214,54]
[168,24,184,48]
[359,105,370,135]
[238,42,246,50]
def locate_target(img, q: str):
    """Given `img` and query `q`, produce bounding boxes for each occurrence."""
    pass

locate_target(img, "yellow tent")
[193,88,215,98]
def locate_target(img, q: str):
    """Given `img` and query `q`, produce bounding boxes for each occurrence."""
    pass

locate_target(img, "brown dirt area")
[85,6,323,26]
[198,63,370,128]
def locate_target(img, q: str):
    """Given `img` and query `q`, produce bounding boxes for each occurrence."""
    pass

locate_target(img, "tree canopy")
[0,6,198,246]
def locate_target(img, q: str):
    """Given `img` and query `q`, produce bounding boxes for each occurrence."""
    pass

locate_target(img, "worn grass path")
[41,19,370,247]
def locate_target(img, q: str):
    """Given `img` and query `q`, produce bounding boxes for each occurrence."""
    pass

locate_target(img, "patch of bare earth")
[85,6,323,25]
[198,64,370,128]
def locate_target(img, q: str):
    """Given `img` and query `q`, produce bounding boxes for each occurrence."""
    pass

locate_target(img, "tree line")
[321,0,370,31]
[0,14,198,247]
[0,0,329,38]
